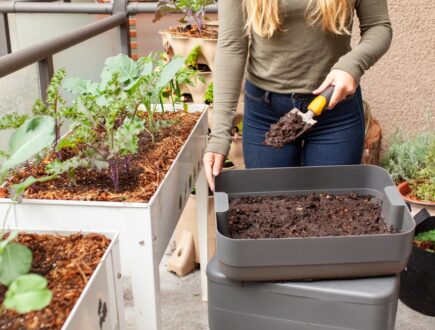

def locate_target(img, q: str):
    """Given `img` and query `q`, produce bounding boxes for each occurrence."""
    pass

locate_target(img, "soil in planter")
[167,25,218,39]
[264,112,308,148]
[0,233,110,330]
[228,193,394,239]
[6,111,200,203]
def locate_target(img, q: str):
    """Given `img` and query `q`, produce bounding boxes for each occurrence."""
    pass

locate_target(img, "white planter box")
[0,105,208,330]
[5,229,125,330]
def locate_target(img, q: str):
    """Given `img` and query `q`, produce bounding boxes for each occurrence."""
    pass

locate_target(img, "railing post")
[38,56,54,100]
[113,0,130,56]
[0,13,11,56]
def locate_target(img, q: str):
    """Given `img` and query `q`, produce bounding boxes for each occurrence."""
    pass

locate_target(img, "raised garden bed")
[0,230,123,330]
[214,165,415,281]
[0,52,209,329]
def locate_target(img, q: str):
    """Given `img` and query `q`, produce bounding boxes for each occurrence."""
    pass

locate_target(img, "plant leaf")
[0,231,18,253]
[157,57,185,88]
[0,113,29,130]
[4,274,52,314]
[63,77,98,95]
[1,116,55,173]
[10,175,57,200]
[103,54,138,83]
[0,243,32,286]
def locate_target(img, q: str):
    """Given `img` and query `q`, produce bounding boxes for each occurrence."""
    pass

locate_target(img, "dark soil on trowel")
[0,233,110,330]
[228,193,395,239]
[6,111,200,203]
[167,24,218,39]
[264,112,309,148]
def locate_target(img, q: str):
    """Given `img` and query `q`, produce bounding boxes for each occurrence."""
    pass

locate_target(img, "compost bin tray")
[214,165,415,281]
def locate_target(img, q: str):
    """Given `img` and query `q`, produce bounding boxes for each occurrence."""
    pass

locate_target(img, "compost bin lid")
[206,256,399,305]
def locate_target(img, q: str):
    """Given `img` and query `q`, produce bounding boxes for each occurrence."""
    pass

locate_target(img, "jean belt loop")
[264,91,270,104]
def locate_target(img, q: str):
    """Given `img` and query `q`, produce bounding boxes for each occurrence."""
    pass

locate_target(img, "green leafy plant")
[0,69,69,151]
[414,229,435,253]
[154,0,215,33]
[48,53,185,191]
[0,113,29,130]
[381,131,435,202]
[0,116,55,314]
[204,82,213,104]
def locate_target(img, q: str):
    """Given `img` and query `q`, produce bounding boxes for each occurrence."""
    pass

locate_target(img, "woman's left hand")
[313,69,357,109]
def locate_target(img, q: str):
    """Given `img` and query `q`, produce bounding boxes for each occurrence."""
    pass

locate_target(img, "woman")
[204,0,392,190]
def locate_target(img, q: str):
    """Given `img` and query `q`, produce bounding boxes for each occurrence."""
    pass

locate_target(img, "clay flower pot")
[397,181,435,207]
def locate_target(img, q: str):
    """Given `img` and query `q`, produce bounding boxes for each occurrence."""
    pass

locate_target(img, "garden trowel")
[264,85,335,148]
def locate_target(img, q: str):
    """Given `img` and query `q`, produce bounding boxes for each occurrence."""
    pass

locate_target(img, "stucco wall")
[137,1,434,146]
[356,0,434,145]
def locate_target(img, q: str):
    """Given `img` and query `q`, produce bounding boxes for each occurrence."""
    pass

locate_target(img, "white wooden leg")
[196,167,209,301]
[130,212,161,330]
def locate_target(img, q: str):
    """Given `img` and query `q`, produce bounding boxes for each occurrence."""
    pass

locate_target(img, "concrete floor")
[124,204,435,330]
[122,255,435,330]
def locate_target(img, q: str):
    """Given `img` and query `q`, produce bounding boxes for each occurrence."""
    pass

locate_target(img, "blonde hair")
[243,0,353,38]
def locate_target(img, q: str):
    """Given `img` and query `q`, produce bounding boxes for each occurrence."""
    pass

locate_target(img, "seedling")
[0,116,55,314]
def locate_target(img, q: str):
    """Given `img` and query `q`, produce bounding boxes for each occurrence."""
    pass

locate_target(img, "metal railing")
[0,0,218,98]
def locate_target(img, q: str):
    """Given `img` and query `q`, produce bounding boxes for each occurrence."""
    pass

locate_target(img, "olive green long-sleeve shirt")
[207,0,392,156]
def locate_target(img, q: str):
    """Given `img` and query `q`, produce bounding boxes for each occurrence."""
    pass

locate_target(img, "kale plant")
[0,69,70,151]
[49,53,185,191]
[0,116,55,314]
[154,0,215,33]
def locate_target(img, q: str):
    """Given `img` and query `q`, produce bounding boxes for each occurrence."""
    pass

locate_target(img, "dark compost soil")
[0,233,110,330]
[167,25,218,39]
[264,112,309,148]
[228,193,394,239]
[5,111,200,203]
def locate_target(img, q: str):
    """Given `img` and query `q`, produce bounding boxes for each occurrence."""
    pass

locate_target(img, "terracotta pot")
[397,181,435,206]
[159,28,217,71]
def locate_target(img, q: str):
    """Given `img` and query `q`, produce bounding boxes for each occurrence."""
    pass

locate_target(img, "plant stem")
[1,204,13,232]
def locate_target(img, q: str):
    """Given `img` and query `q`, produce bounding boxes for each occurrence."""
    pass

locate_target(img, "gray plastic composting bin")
[207,256,399,330]
[214,165,415,281]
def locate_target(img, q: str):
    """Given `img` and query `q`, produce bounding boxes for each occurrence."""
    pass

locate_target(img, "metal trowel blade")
[288,108,317,138]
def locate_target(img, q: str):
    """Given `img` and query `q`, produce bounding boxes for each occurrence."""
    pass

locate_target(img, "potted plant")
[155,0,218,72]
[400,208,435,316]
[381,131,435,206]
[0,52,208,329]
[0,117,124,329]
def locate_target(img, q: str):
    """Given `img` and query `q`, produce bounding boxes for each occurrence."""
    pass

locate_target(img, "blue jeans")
[243,80,365,168]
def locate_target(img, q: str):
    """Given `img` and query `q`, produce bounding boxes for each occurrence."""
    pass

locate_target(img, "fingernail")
[213,171,219,176]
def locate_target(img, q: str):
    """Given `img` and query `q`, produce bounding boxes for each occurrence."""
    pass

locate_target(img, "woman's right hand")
[203,152,225,191]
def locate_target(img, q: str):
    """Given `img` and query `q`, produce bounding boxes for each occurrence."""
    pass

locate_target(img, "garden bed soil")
[166,25,218,39]
[0,233,110,330]
[5,111,200,203]
[264,112,308,148]
[228,193,393,239]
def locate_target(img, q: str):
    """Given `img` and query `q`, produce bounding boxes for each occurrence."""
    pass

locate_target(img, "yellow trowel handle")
[307,85,335,117]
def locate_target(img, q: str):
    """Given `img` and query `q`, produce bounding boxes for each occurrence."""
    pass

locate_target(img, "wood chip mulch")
[5,111,200,203]
[0,233,110,330]
[166,25,218,39]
